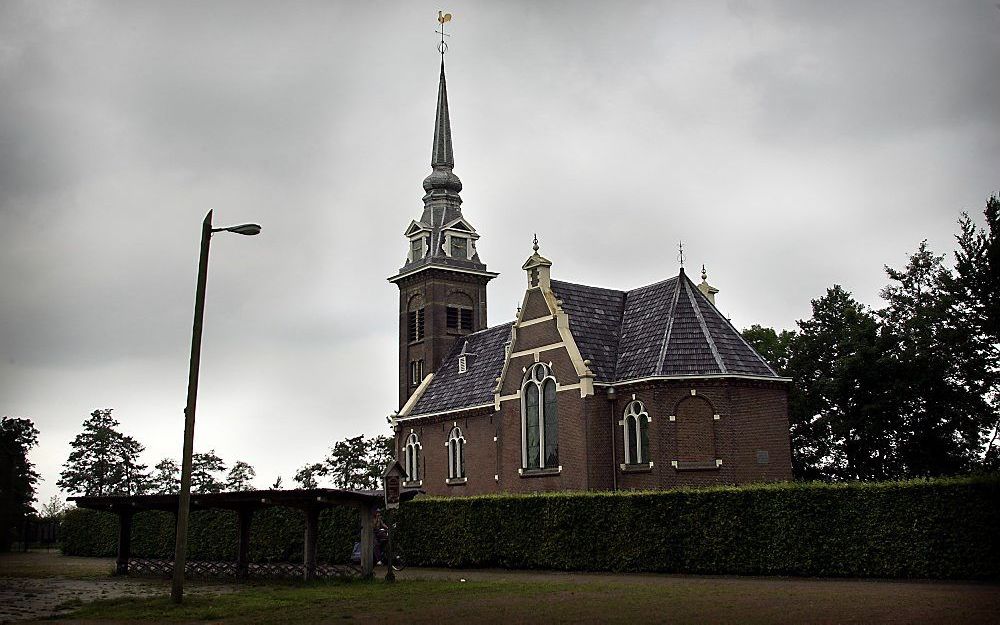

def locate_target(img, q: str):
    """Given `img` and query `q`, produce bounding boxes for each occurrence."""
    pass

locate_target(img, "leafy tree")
[947,196,1000,468]
[1,417,40,551]
[270,475,283,489]
[325,435,370,490]
[742,324,796,374]
[190,450,227,494]
[58,409,148,496]
[38,495,69,520]
[293,462,325,489]
[148,458,180,494]
[880,241,992,476]
[366,435,394,488]
[225,460,256,491]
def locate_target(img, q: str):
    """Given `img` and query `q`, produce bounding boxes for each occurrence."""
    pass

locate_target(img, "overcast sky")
[2,1,998,506]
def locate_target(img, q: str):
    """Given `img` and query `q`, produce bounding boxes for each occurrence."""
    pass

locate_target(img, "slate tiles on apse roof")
[407,271,780,417]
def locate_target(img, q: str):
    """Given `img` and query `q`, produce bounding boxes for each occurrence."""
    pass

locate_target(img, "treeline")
[743,196,999,480]
[56,408,393,497]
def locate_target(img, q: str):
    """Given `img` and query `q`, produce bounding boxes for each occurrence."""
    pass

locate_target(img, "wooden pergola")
[70,488,419,580]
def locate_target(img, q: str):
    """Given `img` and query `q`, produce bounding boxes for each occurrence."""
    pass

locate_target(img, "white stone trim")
[509,342,565,358]
[387,264,499,284]
[592,373,792,386]
[518,314,555,328]
[396,401,494,422]
[397,373,434,418]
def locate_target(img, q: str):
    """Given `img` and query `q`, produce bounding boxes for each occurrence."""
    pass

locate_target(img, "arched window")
[447,427,466,479]
[521,363,559,470]
[623,400,650,465]
[404,432,422,484]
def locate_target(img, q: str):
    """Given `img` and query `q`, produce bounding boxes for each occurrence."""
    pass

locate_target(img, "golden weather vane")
[436,11,452,55]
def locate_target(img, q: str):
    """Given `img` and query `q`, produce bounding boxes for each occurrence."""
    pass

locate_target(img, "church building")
[388,59,792,496]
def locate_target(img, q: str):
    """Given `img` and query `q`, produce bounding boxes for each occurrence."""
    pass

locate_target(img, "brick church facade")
[388,60,792,496]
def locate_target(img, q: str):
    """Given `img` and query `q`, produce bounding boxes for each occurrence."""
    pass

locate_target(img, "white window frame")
[458,355,467,374]
[445,426,466,479]
[445,233,470,260]
[409,235,427,262]
[520,362,559,470]
[404,431,422,485]
[622,400,651,465]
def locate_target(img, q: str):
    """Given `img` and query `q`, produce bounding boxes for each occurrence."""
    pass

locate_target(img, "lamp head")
[224,224,261,236]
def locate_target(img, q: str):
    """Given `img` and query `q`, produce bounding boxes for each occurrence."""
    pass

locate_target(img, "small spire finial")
[532,233,539,253]
[701,264,707,281]
[677,241,685,269]
[436,11,452,56]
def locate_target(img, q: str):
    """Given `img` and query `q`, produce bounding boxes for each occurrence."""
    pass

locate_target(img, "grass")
[57,576,1000,625]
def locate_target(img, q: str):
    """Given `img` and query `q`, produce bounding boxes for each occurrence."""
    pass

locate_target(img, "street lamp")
[172,210,260,604]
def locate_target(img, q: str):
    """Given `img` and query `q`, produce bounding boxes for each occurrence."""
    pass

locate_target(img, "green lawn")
[57,576,1000,625]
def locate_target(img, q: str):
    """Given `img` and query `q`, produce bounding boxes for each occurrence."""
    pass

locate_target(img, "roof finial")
[436,11,452,57]
[677,241,685,269]
[532,233,539,253]
[701,264,707,281]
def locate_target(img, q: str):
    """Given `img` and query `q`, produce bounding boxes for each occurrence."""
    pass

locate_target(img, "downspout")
[607,386,618,492]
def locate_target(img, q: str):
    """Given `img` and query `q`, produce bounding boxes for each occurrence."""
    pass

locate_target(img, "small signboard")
[383,459,405,510]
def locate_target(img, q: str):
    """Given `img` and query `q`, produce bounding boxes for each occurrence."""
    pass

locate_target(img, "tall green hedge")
[396,477,999,579]
[62,506,360,563]
[63,477,999,579]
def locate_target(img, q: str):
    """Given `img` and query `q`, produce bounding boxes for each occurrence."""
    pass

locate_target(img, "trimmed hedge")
[62,506,360,563]
[63,477,999,579]
[396,477,1000,579]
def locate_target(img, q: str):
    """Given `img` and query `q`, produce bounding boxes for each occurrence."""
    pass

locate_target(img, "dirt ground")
[0,552,235,623]
[2,551,999,624]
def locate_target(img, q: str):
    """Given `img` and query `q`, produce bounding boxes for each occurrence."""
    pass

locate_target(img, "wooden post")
[384,523,395,582]
[236,508,253,581]
[359,503,374,578]
[116,510,133,575]
[303,507,320,581]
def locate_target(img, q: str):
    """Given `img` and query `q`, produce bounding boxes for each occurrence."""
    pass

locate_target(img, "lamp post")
[171,210,260,604]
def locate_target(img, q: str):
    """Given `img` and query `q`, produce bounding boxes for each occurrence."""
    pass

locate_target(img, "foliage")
[38,494,69,520]
[57,409,148,496]
[225,461,257,491]
[741,324,796,374]
[62,505,360,563]
[397,477,1000,580]
[294,434,394,490]
[191,450,227,494]
[148,458,180,494]
[0,416,40,551]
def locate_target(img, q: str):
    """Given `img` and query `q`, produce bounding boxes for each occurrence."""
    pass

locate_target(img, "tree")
[365,435,394,488]
[1,417,40,551]
[58,409,148,497]
[270,475,283,489]
[784,286,900,481]
[225,460,256,491]
[191,450,227,494]
[149,458,180,494]
[293,462,325,489]
[38,495,69,520]
[741,325,796,374]
[325,435,370,490]
[947,196,1000,469]
[880,241,993,476]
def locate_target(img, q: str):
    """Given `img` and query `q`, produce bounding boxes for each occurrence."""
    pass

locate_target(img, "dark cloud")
[1,1,997,503]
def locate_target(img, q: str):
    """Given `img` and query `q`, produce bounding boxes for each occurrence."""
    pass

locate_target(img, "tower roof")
[431,61,454,169]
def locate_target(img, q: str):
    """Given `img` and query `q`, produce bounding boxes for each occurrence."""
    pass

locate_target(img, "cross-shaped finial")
[677,241,685,269]
[532,233,539,253]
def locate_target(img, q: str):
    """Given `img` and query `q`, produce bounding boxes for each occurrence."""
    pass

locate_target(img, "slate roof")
[406,270,779,417]
[408,322,514,416]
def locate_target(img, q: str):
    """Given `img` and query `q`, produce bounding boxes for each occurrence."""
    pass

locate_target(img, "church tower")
[388,59,497,409]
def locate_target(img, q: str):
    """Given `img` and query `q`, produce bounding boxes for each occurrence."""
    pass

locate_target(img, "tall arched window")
[447,426,466,479]
[521,363,559,470]
[404,432,422,484]
[623,400,650,465]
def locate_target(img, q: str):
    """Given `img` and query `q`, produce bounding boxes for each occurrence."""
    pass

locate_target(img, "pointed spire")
[431,61,454,168]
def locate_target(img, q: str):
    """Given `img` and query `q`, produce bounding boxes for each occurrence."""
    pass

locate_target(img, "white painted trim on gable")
[397,373,434,418]
[396,401,494,422]
[509,342,565,358]
[518,314,555,328]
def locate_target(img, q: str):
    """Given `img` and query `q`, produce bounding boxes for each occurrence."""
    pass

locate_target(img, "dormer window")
[458,355,467,374]
[450,236,468,259]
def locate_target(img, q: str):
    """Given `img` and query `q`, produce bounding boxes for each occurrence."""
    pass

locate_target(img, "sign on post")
[383,459,405,510]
